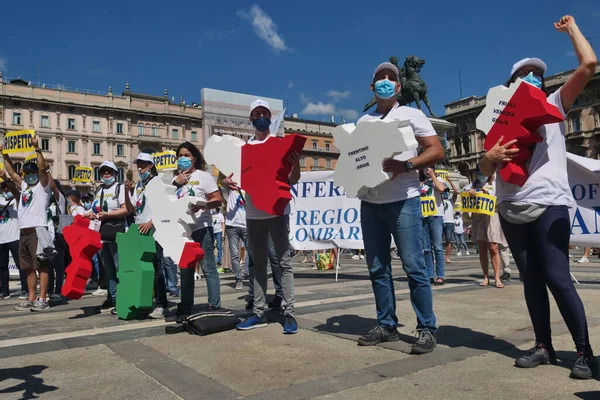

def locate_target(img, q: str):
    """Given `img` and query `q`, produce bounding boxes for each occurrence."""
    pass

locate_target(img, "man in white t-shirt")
[224,99,300,334]
[2,137,53,312]
[0,175,24,299]
[355,62,445,353]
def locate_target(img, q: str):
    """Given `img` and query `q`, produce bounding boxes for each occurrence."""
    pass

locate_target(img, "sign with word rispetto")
[24,154,37,164]
[152,151,177,171]
[436,170,449,181]
[2,130,36,155]
[72,166,93,183]
[421,196,437,217]
[461,193,496,216]
[332,119,418,198]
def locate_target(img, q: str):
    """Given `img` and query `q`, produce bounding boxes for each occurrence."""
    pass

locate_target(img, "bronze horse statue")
[363,55,436,117]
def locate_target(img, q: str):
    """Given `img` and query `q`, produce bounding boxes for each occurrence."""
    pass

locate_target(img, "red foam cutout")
[179,241,205,269]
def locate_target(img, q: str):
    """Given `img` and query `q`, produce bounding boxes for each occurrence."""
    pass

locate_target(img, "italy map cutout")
[476,79,564,186]
[332,119,418,197]
[145,175,206,266]
[205,133,307,215]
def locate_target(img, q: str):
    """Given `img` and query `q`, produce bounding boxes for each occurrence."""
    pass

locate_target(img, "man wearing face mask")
[225,99,301,334]
[355,62,445,352]
[1,138,53,311]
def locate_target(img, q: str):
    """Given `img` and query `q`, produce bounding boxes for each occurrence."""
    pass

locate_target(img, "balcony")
[137,133,163,142]
[302,144,340,154]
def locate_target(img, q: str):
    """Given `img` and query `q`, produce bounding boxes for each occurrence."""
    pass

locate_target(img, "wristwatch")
[405,160,414,172]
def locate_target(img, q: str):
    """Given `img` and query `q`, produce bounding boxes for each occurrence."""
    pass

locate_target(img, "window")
[172,129,179,139]
[572,115,581,132]
[12,112,21,125]
[68,165,76,180]
[326,159,332,169]
[117,168,125,182]
[191,131,197,141]
[40,115,50,128]
[117,144,124,156]
[41,139,50,151]
[300,157,306,167]
[67,118,76,130]
[325,143,330,151]
[93,120,101,132]
[152,126,158,136]
[67,140,76,153]
[116,123,124,134]
[312,141,318,150]
[138,125,144,136]
[313,157,319,168]
[93,143,101,155]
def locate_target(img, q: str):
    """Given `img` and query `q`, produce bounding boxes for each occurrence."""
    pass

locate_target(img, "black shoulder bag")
[99,183,126,242]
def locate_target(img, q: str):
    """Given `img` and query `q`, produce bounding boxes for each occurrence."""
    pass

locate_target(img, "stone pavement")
[1,249,599,399]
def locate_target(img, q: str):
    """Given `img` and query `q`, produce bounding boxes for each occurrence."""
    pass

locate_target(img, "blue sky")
[1,1,599,122]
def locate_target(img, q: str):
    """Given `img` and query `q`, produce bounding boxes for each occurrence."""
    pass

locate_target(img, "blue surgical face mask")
[3,191,13,200]
[177,157,192,171]
[24,174,39,186]
[84,202,92,210]
[521,72,542,89]
[252,116,271,133]
[476,174,488,183]
[102,176,115,186]
[374,78,397,100]
[139,169,151,181]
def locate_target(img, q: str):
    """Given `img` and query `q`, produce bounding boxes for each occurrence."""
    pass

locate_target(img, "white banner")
[289,171,364,250]
[9,255,19,277]
[568,153,600,246]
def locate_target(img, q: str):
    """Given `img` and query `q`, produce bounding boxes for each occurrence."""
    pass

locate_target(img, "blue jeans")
[214,232,223,265]
[161,255,179,294]
[422,216,445,279]
[454,233,468,252]
[226,226,246,283]
[180,227,219,313]
[361,197,436,331]
[247,233,283,300]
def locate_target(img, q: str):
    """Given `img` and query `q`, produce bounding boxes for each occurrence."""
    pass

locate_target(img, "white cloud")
[238,5,289,51]
[301,101,358,121]
[326,90,351,101]
[0,56,7,71]
[299,93,311,104]
[287,81,295,88]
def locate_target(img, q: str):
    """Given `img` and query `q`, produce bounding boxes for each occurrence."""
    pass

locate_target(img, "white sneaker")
[18,292,27,300]
[457,252,462,256]
[466,252,470,256]
[92,288,108,296]
[577,256,589,263]
[148,307,165,319]
[359,254,364,260]
[569,253,573,258]
[351,255,359,260]
[194,272,200,281]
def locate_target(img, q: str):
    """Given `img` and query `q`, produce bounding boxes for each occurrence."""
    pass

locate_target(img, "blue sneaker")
[237,314,267,330]
[283,315,298,334]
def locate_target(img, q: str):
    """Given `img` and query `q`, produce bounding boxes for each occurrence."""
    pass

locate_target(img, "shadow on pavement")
[313,314,404,336]
[0,365,58,399]
[575,391,600,399]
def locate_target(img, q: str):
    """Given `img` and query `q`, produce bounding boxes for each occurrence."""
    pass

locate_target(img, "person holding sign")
[462,171,507,288]
[479,16,598,379]
[355,61,445,352]
[419,167,448,285]
[1,138,53,312]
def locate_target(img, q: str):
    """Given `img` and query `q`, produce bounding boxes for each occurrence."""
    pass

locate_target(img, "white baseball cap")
[510,58,547,77]
[250,99,271,114]
[373,62,399,80]
[99,160,117,173]
[133,153,154,164]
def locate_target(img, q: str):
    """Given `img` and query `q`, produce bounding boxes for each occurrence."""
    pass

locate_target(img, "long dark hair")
[176,141,207,171]
[505,73,549,96]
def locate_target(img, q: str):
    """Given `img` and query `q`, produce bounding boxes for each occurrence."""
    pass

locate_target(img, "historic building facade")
[0,73,202,186]
[443,63,600,173]
[284,116,338,171]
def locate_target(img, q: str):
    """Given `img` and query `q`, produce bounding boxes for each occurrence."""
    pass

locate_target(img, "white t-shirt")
[357,105,438,204]
[212,213,224,233]
[131,179,153,225]
[0,195,20,243]
[18,180,51,229]
[69,204,86,217]
[245,134,291,220]
[91,182,126,215]
[496,89,574,207]
[225,189,247,228]
[463,180,496,196]
[420,178,447,217]
[175,169,219,231]
[442,199,454,223]
[454,218,464,234]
